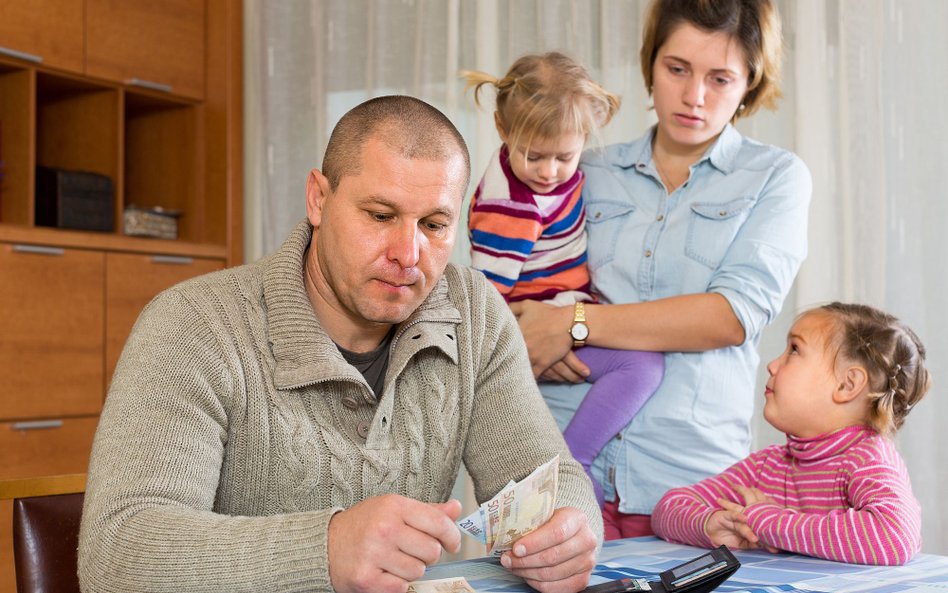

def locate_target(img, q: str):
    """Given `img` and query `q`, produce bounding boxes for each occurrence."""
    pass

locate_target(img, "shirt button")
[644,250,652,258]
[593,211,602,219]
[656,214,664,222]
[342,396,360,409]
[356,420,371,439]
[719,210,727,217]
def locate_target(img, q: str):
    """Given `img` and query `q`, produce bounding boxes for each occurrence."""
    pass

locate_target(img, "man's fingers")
[401,499,462,555]
[508,507,582,558]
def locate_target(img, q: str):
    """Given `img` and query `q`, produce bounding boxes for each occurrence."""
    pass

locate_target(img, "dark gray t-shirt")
[336,328,395,399]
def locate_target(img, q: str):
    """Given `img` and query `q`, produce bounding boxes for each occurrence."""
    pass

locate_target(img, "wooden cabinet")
[0,244,105,420]
[0,3,241,590]
[0,0,84,73]
[86,0,206,100]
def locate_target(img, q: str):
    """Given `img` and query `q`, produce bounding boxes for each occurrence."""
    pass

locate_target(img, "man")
[78,96,601,593]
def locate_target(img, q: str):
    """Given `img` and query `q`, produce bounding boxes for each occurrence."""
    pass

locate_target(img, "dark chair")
[0,474,86,593]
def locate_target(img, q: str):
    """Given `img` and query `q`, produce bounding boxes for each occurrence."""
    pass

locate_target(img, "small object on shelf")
[123,205,181,239]
[35,165,115,232]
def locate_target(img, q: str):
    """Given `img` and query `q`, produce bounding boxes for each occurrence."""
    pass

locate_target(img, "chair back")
[0,474,86,593]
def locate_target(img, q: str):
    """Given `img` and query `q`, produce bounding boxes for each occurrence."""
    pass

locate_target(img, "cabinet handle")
[12,420,64,431]
[0,46,43,63]
[151,255,193,265]
[128,78,173,93]
[12,244,65,256]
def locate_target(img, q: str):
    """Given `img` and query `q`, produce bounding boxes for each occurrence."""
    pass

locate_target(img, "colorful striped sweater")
[651,425,921,565]
[468,146,591,304]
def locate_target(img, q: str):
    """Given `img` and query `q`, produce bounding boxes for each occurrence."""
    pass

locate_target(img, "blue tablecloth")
[422,536,948,592]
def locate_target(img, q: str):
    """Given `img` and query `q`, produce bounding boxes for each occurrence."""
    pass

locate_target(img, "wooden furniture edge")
[0,474,87,500]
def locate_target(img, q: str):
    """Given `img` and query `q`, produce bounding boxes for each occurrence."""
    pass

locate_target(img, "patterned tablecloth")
[422,536,948,592]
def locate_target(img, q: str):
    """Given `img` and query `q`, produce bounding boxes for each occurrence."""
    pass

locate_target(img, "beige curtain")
[244,0,948,556]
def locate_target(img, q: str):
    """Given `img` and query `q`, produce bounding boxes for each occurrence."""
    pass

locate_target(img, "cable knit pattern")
[78,220,601,592]
[651,425,921,565]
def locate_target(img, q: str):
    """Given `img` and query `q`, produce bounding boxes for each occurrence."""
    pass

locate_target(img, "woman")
[512,0,812,540]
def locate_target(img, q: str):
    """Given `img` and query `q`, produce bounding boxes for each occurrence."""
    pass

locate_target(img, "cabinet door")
[0,415,97,593]
[0,0,84,72]
[105,253,223,387]
[86,0,206,100]
[0,243,104,419]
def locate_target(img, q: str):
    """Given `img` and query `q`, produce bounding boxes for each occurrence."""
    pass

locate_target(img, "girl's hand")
[704,504,759,550]
[734,485,777,508]
[717,495,779,553]
[508,300,577,379]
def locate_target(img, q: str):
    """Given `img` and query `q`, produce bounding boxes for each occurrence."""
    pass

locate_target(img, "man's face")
[306,137,467,335]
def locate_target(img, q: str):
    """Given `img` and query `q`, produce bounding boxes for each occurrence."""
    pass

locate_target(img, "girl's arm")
[743,459,922,565]
[468,201,543,299]
[651,453,765,548]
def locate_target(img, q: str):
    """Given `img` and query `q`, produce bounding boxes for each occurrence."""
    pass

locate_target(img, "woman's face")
[651,22,749,153]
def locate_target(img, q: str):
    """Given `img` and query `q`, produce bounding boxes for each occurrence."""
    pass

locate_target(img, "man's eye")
[424,221,446,233]
[371,212,393,222]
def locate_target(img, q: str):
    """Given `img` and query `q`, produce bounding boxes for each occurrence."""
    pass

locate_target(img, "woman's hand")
[508,300,583,380]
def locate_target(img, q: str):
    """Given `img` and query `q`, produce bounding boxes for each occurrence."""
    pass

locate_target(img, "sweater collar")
[786,425,878,462]
[263,220,461,391]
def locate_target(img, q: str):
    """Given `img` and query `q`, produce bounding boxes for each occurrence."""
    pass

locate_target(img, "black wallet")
[582,546,740,593]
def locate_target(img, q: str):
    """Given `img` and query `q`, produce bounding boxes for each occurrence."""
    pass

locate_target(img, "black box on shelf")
[35,166,114,232]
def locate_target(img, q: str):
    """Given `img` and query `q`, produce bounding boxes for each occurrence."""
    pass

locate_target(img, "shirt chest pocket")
[585,201,636,271]
[685,197,756,269]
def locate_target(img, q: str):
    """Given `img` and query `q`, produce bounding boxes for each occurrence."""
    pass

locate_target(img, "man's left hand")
[498,507,597,593]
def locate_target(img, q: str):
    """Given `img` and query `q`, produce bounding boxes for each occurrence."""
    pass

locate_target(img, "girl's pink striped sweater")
[651,425,921,565]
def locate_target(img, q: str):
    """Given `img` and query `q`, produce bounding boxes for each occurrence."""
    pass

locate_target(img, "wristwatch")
[570,302,589,348]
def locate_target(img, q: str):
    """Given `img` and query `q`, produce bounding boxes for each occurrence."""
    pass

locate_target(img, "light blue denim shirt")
[540,124,811,514]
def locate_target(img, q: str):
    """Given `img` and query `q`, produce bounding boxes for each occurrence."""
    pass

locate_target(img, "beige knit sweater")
[78,221,601,593]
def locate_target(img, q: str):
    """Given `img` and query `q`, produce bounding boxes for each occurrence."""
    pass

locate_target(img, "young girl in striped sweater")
[463,52,664,506]
[652,302,932,565]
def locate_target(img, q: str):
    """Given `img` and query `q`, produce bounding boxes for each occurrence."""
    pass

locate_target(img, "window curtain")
[244,0,947,556]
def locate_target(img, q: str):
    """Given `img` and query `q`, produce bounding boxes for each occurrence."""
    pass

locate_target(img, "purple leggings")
[563,347,664,506]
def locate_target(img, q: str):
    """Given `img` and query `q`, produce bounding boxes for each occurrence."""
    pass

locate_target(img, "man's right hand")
[327,495,462,593]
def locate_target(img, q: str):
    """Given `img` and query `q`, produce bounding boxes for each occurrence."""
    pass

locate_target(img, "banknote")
[455,456,559,556]
[406,577,476,593]
[487,455,559,555]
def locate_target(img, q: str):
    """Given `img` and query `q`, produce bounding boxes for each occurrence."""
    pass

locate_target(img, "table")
[422,536,948,592]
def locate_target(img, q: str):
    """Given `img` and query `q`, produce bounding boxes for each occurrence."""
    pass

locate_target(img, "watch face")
[571,322,589,340]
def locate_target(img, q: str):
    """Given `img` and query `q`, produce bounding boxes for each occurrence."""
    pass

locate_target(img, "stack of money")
[456,455,559,556]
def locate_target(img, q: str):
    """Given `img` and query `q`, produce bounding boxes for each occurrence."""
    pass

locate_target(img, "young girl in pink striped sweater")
[652,302,931,565]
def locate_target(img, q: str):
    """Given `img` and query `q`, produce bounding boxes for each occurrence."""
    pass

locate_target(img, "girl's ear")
[494,112,508,143]
[834,365,869,404]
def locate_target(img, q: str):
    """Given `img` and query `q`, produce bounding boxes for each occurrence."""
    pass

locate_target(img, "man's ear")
[834,365,869,403]
[493,112,508,143]
[306,168,331,228]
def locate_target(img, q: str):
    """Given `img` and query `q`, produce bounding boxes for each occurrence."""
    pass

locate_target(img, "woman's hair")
[813,302,932,436]
[639,0,783,119]
[461,52,620,154]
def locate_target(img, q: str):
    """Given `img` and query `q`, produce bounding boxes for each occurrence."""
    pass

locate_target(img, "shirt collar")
[624,123,742,175]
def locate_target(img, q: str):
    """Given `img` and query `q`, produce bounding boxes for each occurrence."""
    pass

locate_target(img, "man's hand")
[328,495,462,593]
[498,507,597,593]
[509,301,585,380]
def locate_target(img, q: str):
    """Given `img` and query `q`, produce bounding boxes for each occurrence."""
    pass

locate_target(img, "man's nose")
[388,222,421,268]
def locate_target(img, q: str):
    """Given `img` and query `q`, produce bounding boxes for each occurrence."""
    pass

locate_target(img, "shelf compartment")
[36,71,121,230]
[0,63,34,226]
[124,90,204,244]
